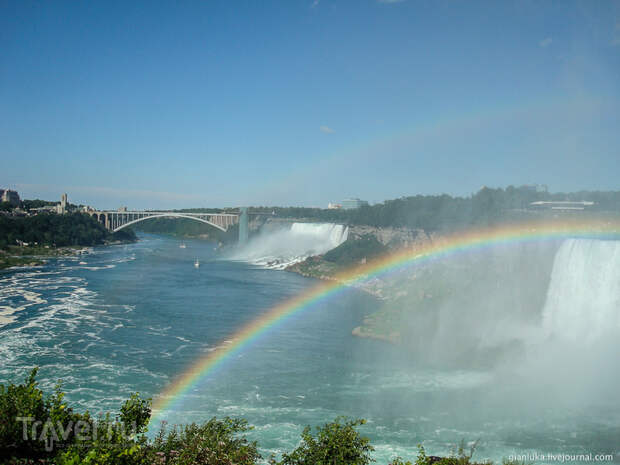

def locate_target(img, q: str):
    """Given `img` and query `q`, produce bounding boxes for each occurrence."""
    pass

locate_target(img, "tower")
[57,193,68,214]
[238,207,249,244]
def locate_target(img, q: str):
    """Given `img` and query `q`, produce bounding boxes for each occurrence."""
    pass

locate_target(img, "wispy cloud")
[539,37,553,48]
[311,0,320,8]
[320,125,335,134]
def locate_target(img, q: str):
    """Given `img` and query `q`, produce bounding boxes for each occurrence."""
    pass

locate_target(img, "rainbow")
[150,218,620,425]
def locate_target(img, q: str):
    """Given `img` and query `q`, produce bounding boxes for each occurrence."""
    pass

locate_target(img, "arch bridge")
[89,209,249,242]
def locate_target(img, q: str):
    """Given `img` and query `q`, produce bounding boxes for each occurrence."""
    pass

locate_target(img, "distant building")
[56,193,68,214]
[327,203,342,210]
[32,206,57,213]
[0,189,21,206]
[529,201,594,211]
[341,198,369,210]
[521,184,548,193]
[118,206,128,212]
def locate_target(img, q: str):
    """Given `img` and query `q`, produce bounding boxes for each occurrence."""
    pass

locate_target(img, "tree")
[0,213,136,250]
[151,417,261,465]
[0,202,14,212]
[277,418,374,465]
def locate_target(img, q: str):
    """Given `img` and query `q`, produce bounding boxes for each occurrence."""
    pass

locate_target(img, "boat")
[194,259,200,268]
[179,243,186,249]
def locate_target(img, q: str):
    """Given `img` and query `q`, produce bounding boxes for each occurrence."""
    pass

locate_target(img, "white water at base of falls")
[541,239,620,344]
[228,222,349,270]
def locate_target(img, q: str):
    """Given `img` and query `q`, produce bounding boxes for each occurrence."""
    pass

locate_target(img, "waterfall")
[541,239,620,344]
[289,222,349,250]
[228,222,349,270]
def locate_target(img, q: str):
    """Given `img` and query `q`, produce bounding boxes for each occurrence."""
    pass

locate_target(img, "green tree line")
[0,213,136,250]
[253,187,620,231]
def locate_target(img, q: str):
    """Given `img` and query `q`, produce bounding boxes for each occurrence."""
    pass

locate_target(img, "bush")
[120,393,152,435]
[0,370,528,465]
[0,368,94,460]
[411,442,493,465]
[276,417,374,465]
[0,369,150,464]
[150,417,261,465]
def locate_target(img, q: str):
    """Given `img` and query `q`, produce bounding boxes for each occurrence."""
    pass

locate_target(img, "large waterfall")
[228,222,348,270]
[541,239,620,344]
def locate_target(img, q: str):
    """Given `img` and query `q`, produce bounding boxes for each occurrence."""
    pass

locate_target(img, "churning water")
[0,234,619,463]
[227,222,348,269]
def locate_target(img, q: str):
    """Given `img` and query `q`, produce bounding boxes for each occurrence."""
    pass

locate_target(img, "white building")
[341,198,369,210]
[1,189,21,206]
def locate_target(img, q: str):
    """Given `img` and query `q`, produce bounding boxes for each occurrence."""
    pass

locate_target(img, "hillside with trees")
[0,213,135,250]
[258,186,620,231]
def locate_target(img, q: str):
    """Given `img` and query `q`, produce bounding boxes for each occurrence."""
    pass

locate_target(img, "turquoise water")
[1,234,618,463]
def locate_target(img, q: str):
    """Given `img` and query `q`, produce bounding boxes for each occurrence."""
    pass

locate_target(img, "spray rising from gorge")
[226,219,620,413]
[227,222,348,269]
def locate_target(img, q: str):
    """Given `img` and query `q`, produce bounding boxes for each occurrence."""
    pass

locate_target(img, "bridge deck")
[88,211,240,233]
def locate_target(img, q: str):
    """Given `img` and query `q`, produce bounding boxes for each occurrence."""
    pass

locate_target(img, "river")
[1,233,618,463]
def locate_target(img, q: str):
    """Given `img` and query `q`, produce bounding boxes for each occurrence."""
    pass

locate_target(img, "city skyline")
[2,1,619,210]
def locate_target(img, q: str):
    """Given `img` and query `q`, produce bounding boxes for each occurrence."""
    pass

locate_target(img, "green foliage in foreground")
[1,370,523,465]
[151,418,261,465]
[276,418,373,465]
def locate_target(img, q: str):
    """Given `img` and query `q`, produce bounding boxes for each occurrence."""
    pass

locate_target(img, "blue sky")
[1,0,619,209]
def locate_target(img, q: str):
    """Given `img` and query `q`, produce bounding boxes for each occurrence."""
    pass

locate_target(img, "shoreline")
[284,256,400,346]
[0,246,80,270]
[284,257,386,299]
[351,325,401,344]
[0,239,137,271]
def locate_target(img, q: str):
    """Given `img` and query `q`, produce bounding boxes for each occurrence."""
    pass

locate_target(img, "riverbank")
[0,212,139,270]
[283,227,436,344]
[283,260,391,347]
[0,245,82,270]
[286,255,415,344]
[0,239,135,270]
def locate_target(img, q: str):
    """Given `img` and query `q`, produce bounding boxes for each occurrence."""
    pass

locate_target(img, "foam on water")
[0,244,167,413]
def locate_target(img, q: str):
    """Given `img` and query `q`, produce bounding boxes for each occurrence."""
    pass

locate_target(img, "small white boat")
[79,261,87,265]
[194,259,200,268]
[179,243,186,249]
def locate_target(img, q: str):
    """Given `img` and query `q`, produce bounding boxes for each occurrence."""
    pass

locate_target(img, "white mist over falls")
[227,222,348,269]
[385,236,620,418]
[542,239,620,344]
[519,238,620,408]
[228,225,620,410]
